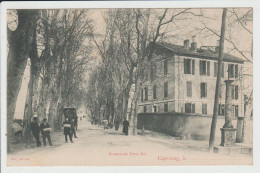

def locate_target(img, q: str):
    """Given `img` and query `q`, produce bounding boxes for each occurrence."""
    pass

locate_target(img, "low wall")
[137,113,252,144]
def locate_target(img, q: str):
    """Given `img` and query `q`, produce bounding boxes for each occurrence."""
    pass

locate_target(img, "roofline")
[155,43,244,64]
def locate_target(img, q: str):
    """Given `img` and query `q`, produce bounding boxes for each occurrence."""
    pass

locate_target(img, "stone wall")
[137,113,253,144]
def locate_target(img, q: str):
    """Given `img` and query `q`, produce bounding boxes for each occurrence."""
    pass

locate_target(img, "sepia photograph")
[1,2,255,168]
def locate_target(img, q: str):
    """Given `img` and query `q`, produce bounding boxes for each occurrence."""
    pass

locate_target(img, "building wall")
[137,113,253,143]
[138,53,244,118]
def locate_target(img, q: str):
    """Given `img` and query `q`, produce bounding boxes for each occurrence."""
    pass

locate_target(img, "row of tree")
[7,9,93,152]
[85,8,253,145]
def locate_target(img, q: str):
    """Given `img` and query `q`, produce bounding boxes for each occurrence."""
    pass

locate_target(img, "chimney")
[184,39,189,49]
[190,35,197,51]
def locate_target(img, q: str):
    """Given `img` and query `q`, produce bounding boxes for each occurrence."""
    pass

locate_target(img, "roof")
[155,42,244,64]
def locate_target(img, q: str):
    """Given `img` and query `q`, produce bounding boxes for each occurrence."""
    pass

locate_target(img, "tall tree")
[7,10,39,153]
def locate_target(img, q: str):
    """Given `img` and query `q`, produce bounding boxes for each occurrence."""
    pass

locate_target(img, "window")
[164,82,168,98]
[235,105,239,117]
[144,87,148,101]
[202,104,207,114]
[232,105,239,117]
[150,63,156,81]
[184,59,195,75]
[164,60,168,75]
[228,64,238,79]
[153,85,157,99]
[164,103,168,112]
[186,81,192,97]
[200,83,207,98]
[214,62,224,77]
[144,105,147,113]
[141,88,144,102]
[218,104,225,116]
[232,85,239,100]
[153,105,157,113]
[185,103,195,113]
[200,60,210,76]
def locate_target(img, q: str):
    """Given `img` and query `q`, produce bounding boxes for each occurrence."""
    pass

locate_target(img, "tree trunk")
[132,77,141,135]
[7,10,39,153]
[209,8,227,151]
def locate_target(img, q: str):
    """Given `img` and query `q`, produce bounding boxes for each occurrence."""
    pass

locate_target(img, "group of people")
[96,116,130,136]
[31,117,53,147]
[31,116,78,147]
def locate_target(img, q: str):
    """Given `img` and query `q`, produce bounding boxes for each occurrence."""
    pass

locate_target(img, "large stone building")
[138,40,245,117]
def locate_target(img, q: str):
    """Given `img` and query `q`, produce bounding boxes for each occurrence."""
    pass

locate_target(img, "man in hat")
[40,118,53,146]
[63,117,73,143]
[71,118,78,138]
[30,117,41,147]
[122,118,130,136]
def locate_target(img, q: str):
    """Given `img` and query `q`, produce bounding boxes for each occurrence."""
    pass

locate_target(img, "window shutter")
[207,61,210,76]
[228,64,231,78]
[205,83,207,97]
[235,64,238,78]
[200,83,203,98]
[164,60,168,75]
[164,82,168,97]
[145,87,148,101]
[199,60,202,75]
[231,86,235,99]
[192,104,195,113]
[153,85,157,99]
[192,59,195,75]
[235,85,238,100]
[184,59,187,74]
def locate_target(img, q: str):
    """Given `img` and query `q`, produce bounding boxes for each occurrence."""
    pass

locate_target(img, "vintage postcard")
[0,1,258,172]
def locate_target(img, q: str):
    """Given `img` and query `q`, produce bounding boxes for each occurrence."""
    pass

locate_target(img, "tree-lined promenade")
[7,8,252,153]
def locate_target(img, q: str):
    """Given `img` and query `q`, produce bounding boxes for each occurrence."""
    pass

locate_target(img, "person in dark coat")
[63,117,73,143]
[30,117,41,147]
[71,118,78,138]
[122,118,130,136]
[114,118,120,131]
[40,118,53,146]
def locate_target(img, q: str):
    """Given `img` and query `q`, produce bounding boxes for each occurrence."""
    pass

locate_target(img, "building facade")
[138,40,245,117]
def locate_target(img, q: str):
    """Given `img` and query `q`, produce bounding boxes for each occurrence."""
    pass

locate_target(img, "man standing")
[63,117,73,143]
[30,117,41,147]
[71,118,78,138]
[114,117,120,131]
[122,118,130,136]
[40,118,53,146]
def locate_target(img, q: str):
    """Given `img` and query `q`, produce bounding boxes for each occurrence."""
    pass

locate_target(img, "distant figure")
[114,118,120,131]
[91,117,94,125]
[103,119,109,129]
[75,116,78,130]
[30,117,41,147]
[71,118,78,138]
[122,118,130,136]
[63,118,73,143]
[40,118,53,146]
